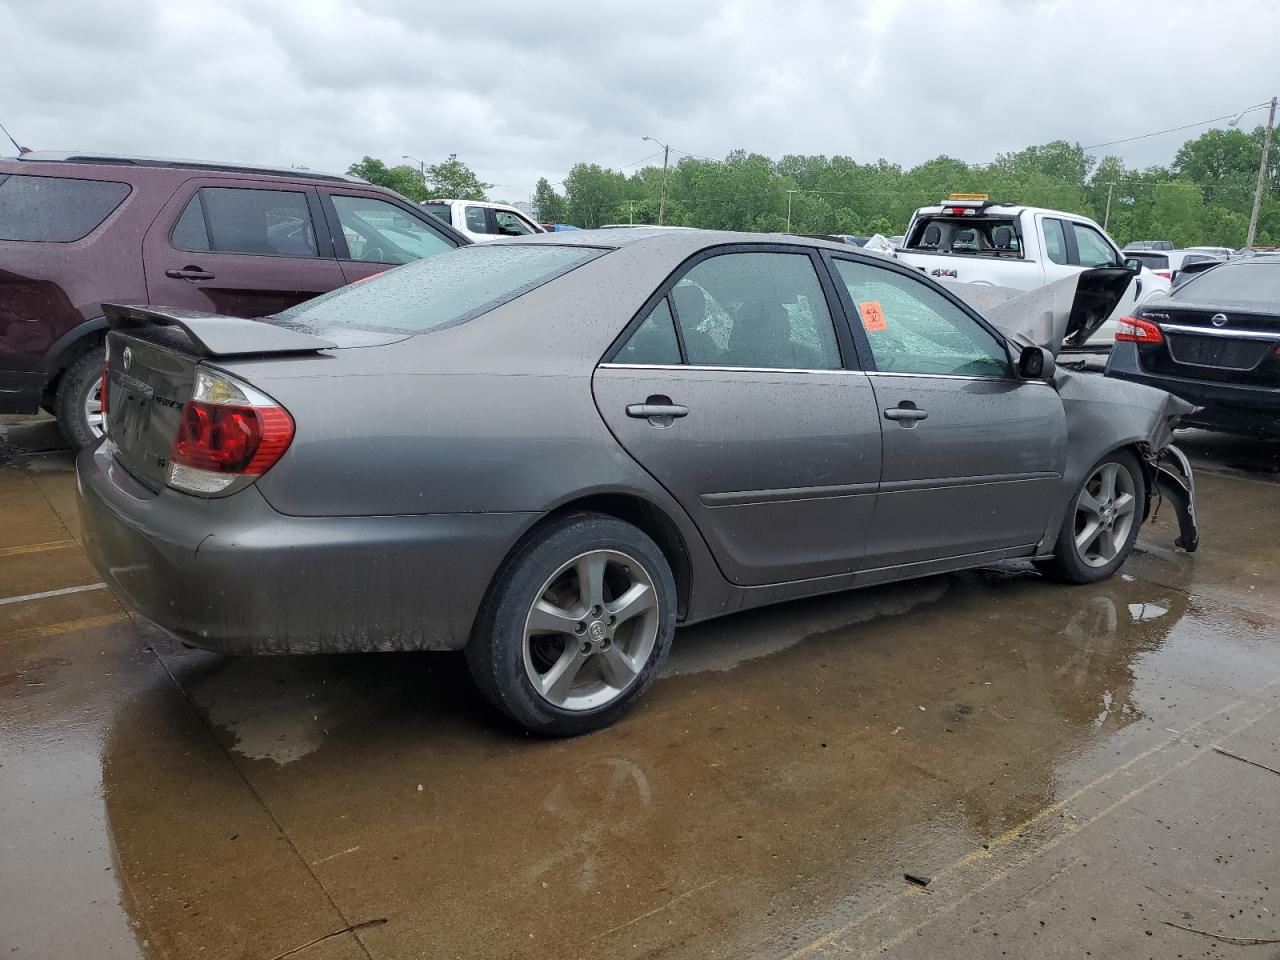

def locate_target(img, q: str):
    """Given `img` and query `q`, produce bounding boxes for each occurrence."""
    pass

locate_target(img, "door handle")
[883,404,928,426]
[166,266,216,280]
[626,395,688,425]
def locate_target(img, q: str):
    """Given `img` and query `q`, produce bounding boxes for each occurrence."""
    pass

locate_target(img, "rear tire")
[466,512,676,736]
[53,347,106,451]
[1039,449,1145,584]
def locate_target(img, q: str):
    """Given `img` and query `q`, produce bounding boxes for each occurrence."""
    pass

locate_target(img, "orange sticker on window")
[858,301,887,332]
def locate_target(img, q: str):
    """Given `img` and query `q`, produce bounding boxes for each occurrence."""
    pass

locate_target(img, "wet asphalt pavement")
[2,415,1278,960]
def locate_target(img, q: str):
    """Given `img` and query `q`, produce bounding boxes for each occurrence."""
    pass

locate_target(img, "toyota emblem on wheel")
[1211,313,1228,327]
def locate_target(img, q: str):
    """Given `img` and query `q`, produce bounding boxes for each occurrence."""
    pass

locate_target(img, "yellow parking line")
[5,612,128,644]
[0,539,79,559]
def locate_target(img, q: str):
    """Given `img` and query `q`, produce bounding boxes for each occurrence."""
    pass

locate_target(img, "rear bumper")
[1105,343,1280,437]
[0,368,44,414]
[77,442,537,653]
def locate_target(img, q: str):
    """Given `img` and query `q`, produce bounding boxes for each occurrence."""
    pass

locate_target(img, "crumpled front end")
[948,275,1200,555]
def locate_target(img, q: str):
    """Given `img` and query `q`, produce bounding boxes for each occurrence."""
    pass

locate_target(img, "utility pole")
[1245,96,1277,248]
[643,136,671,226]
[1102,182,1116,231]
[787,190,797,232]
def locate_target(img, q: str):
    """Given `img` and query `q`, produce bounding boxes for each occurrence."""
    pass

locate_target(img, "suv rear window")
[422,202,451,222]
[280,244,602,333]
[0,174,131,242]
[1127,251,1169,270]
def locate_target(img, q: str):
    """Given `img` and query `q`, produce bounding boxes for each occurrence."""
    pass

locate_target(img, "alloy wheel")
[84,379,105,440]
[522,549,660,711]
[1073,461,1137,568]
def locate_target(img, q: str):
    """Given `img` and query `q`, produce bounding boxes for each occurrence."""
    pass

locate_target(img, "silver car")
[79,230,1196,735]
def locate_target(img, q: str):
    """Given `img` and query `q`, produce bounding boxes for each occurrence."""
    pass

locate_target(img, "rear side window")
[669,252,842,370]
[617,298,681,364]
[172,187,318,257]
[1042,218,1069,265]
[280,244,601,333]
[0,174,131,242]
[465,206,491,233]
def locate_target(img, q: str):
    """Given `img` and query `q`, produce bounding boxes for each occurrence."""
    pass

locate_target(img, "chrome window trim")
[598,362,1041,385]
[1160,322,1280,342]
[598,362,865,375]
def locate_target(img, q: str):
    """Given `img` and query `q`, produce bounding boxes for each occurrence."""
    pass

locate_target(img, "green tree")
[425,154,491,201]
[532,177,567,223]
[563,163,627,228]
[346,156,428,201]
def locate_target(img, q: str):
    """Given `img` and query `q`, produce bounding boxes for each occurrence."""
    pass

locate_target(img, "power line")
[1083,101,1272,151]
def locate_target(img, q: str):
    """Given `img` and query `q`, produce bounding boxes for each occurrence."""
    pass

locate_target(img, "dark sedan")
[1106,255,1280,437]
[80,230,1194,735]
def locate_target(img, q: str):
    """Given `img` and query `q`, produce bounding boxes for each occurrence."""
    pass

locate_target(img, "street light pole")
[643,136,671,225]
[1245,96,1277,248]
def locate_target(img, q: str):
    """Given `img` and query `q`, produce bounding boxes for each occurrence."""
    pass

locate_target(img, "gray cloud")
[2,0,1275,202]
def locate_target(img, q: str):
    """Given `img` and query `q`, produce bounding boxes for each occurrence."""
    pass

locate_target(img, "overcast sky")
[2,0,1276,201]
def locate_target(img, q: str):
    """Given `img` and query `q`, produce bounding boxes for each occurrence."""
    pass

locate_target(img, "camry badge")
[1211,313,1228,327]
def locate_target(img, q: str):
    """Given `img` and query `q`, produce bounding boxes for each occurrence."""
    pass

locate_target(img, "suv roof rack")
[15,151,369,184]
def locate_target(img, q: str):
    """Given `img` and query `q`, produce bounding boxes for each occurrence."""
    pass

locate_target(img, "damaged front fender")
[1152,444,1198,553]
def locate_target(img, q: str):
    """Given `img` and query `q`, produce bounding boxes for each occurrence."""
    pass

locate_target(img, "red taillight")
[1115,315,1164,345]
[165,368,294,496]
[1154,269,1172,280]
[171,402,294,474]
[100,356,109,415]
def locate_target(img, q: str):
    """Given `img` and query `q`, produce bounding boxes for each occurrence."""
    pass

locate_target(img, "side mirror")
[1018,345,1056,381]
[1124,257,1142,272]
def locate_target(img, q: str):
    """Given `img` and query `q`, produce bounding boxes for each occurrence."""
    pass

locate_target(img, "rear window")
[280,243,602,333]
[0,174,131,242]
[1128,252,1169,270]
[422,202,450,222]
[1173,261,1280,306]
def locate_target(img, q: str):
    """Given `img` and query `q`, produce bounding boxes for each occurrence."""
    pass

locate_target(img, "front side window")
[669,252,841,370]
[280,244,600,333]
[330,195,454,264]
[494,210,535,236]
[833,260,1010,378]
[465,206,492,233]
[1042,217,1069,265]
[616,298,681,364]
[1071,223,1119,268]
[0,174,131,242]
[172,188,318,257]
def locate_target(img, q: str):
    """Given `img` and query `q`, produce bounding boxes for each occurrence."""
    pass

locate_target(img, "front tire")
[1040,450,1145,584]
[53,347,106,450]
[466,513,677,736]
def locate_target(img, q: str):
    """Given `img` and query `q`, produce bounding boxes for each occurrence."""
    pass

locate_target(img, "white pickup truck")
[894,198,1170,346]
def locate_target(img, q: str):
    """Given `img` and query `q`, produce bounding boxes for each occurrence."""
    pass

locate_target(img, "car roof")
[10,150,366,184]
[495,226,869,256]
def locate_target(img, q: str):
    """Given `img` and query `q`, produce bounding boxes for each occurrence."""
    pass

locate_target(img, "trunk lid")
[102,304,337,491]
[1139,302,1280,385]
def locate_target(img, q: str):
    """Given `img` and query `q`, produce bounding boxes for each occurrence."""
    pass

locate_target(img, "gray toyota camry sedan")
[79,229,1196,735]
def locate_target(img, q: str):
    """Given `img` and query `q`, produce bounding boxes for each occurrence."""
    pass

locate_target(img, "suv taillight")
[167,368,294,496]
[1115,315,1164,345]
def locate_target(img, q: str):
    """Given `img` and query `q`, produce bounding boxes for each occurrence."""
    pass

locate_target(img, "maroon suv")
[0,152,468,446]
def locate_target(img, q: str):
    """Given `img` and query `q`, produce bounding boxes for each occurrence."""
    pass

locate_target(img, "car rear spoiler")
[103,303,336,357]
